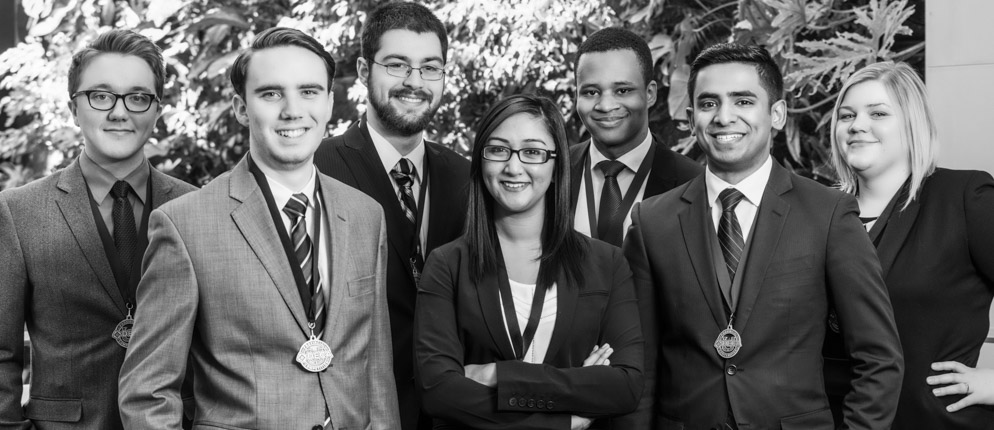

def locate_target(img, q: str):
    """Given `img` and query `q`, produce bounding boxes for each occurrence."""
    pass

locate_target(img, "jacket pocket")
[24,397,81,422]
[780,407,833,430]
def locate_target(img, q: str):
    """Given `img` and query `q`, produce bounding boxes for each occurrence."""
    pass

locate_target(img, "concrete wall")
[926,0,994,369]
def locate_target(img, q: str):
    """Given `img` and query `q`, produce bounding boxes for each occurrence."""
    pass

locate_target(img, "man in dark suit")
[313,3,469,429]
[571,27,702,247]
[118,28,399,429]
[622,43,904,429]
[0,30,196,429]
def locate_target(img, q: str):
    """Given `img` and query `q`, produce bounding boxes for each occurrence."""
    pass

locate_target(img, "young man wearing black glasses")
[313,3,469,430]
[0,29,195,429]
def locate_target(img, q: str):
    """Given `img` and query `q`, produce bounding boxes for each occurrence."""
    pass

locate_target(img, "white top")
[265,166,330,300]
[498,281,558,364]
[367,122,430,251]
[573,130,653,241]
[705,155,774,239]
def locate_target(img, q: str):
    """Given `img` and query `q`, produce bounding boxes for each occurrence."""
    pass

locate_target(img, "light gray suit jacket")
[0,158,195,429]
[118,157,400,430]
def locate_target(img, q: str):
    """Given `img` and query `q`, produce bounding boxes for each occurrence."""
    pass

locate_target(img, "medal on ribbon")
[112,303,135,348]
[714,319,742,359]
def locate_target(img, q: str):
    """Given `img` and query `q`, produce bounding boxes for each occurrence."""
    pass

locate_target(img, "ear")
[646,80,658,106]
[771,99,787,131]
[357,57,369,87]
[68,100,79,127]
[232,94,250,126]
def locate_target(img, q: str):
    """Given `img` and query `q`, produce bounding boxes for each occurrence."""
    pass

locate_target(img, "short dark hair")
[68,29,165,98]
[466,94,585,290]
[229,27,337,98]
[361,2,448,63]
[688,43,783,106]
[574,27,654,87]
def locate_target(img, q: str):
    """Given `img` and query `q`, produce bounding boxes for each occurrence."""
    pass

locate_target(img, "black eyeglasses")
[372,61,445,81]
[72,90,159,113]
[481,145,557,164]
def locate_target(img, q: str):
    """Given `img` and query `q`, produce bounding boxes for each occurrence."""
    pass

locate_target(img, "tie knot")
[283,193,309,220]
[111,180,132,200]
[390,158,415,186]
[719,188,745,212]
[597,160,626,178]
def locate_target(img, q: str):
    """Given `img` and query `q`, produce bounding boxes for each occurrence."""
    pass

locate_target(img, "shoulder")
[924,168,992,191]
[0,169,62,203]
[151,168,197,194]
[426,140,470,169]
[320,173,382,215]
[157,171,231,216]
[579,234,622,264]
[640,178,693,213]
[568,140,589,161]
[425,235,470,268]
[656,146,704,179]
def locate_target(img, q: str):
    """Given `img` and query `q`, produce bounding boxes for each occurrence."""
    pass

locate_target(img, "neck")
[494,208,544,247]
[83,147,145,179]
[591,128,648,160]
[250,149,313,192]
[857,165,911,209]
[711,155,768,186]
[366,111,423,156]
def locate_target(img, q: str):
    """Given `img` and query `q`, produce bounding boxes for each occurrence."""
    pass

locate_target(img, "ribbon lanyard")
[247,154,323,330]
[583,141,657,239]
[494,239,547,360]
[411,156,429,265]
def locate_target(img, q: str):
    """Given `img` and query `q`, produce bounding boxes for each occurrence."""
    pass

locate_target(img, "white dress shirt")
[705,155,774,239]
[368,123,430,251]
[498,281,558,364]
[573,130,653,240]
[265,166,330,300]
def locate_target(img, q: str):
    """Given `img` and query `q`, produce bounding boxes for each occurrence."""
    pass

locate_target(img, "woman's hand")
[464,363,497,387]
[570,415,593,430]
[928,361,994,412]
[582,344,613,367]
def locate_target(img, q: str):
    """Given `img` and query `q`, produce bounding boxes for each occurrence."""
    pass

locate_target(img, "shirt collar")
[78,151,150,205]
[705,155,773,208]
[588,130,653,173]
[367,120,426,181]
[265,165,318,212]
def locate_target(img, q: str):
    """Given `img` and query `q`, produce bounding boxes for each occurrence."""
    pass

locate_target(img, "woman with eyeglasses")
[414,94,644,429]
[822,61,994,429]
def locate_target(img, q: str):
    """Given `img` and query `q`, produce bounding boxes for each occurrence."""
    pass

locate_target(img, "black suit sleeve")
[827,193,904,429]
[493,246,643,417]
[964,171,994,285]
[415,247,570,430]
[0,194,30,430]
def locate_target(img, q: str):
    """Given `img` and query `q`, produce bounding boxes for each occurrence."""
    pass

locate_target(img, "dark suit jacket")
[568,137,703,216]
[824,169,994,429]
[314,122,470,430]
[623,161,904,430]
[415,235,644,430]
[0,158,195,429]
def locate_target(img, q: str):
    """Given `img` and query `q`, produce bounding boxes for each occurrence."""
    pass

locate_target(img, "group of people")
[1,1,992,429]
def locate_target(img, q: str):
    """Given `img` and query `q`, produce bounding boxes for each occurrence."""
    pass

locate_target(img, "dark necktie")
[596,160,627,246]
[390,158,418,225]
[718,188,746,281]
[111,181,138,275]
[284,193,325,338]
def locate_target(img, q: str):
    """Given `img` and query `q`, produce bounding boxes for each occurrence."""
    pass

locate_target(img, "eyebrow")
[839,102,891,110]
[579,80,636,88]
[381,54,445,64]
[253,83,327,93]
[487,137,552,147]
[82,83,155,93]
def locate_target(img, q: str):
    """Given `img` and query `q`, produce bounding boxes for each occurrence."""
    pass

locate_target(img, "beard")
[367,78,441,136]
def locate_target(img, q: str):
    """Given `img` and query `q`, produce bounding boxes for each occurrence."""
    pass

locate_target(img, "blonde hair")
[829,61,937,210]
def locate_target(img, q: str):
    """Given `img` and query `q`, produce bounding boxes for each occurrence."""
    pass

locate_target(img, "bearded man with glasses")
[0,29,196,429]
[314,3,470,430]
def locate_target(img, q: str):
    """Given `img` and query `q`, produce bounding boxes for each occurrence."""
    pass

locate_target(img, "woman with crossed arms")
[414,94,643,429]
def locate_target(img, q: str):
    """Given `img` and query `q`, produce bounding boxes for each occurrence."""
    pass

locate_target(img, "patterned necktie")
[718,188,746,281]
[390,158,418,225]
[596,160,627,246]
[283,193,325,338]
[111,180,138,275]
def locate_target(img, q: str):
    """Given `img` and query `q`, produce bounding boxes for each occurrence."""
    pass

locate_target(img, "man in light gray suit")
[0,30,196,429]
[118,27,400,429]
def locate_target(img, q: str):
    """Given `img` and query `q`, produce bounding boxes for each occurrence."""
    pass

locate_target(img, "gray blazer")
[118,157,400,430]
[0,158,195,429]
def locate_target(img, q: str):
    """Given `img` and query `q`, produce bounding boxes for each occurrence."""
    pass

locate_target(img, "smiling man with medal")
[622,43,904,430]
[118,28,399,429]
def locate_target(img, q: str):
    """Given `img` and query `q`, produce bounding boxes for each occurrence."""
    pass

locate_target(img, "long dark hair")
[466,94,585,290]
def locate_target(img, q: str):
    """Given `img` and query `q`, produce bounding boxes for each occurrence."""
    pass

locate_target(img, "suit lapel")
[568,141,588,209]
[542,269,576,362]
[317,174,349,338]
[55,160,128,314]
[875,198,921,278]
[643,135,678,198]
[228,160,309,336]
[735,163,792,332]
[678,176,727,330]
[477,274,517,360]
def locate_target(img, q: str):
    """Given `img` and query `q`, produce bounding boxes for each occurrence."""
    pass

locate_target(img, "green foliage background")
[0,0,923,189]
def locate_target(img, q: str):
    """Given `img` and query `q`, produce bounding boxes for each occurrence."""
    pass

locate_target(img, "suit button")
[537,400,545,409]
[547,400,554,409]
[509,397,517,406]
[726,365,737,375]
[519,397,526,407]
[312,426,322,430]
[527,399,535,408]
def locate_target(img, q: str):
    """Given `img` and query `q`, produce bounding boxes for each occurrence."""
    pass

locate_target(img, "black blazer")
[623,161,903,430]
[825,169,994,429]
[415,235,644,429]
[313,121,470,430]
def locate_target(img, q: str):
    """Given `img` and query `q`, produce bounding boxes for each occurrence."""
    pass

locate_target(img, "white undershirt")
[705,156,773,238]
[498,281,558,364]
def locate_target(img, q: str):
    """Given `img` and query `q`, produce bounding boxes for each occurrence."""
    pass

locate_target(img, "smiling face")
[359,29,445,137]
[835,80,908,180]
[70,53,161,166]
[690,62,785,183]
[233,45,333,172]
[575,49,656,158]
[482,113,556,219]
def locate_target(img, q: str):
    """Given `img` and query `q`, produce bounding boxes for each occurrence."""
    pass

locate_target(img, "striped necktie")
[718,188,746,281]
[283,193,325,338]
[390,158,418,225]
